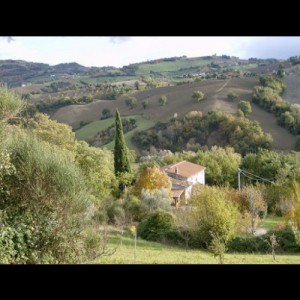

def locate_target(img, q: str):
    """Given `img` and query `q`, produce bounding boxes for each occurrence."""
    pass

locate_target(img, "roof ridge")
[172,160,186,167]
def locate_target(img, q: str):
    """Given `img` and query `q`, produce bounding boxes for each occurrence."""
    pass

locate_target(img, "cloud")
[243,37,300,59]
[109,36,131,44]
[1,36,15,43]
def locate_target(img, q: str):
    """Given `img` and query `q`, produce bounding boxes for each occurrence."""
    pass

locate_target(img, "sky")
[0,36,299,68]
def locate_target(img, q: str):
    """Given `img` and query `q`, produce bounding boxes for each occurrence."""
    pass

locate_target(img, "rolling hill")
[52,77,296,152]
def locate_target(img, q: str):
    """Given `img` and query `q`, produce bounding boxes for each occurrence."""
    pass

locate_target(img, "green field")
[136,58,211,76]
[259,215,284,230]
[95,230,300,264]
[78,76,138,85]
[75,115,155,151]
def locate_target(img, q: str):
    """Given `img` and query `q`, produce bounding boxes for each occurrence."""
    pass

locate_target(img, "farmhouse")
[161,161,205,207]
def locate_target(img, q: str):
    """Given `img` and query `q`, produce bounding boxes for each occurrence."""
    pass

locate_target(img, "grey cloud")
[244,37,300,59]
[109,37,131,44]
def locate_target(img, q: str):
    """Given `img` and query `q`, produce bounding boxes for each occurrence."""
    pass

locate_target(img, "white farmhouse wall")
[187,170,205,185]
[184,185,193,201]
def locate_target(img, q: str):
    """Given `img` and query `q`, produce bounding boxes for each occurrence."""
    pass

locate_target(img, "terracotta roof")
[161,161,205,179]
[172,189,185,198]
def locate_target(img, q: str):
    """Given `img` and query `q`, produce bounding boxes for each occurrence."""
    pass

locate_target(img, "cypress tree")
[114,109,131,176]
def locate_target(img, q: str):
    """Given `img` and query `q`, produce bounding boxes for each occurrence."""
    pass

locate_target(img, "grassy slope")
[75,115,155,151]
[136,58,211,76]
[95,230,300,264]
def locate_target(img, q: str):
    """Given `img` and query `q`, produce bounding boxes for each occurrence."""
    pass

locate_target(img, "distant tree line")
[252,76,300,143]
[133,110,273,155]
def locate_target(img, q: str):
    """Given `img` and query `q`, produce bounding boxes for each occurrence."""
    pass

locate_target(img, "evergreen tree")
[114,109,131,176]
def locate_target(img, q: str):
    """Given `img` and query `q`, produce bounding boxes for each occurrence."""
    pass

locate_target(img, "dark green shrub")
[228,229,300,254]
[227,236,269,253]
[137,210,181,243]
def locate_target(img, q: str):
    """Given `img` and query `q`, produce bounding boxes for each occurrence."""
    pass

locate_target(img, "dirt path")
[216,78,231,93]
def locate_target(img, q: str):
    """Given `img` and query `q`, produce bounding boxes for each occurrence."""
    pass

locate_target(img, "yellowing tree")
[134,166,171,197]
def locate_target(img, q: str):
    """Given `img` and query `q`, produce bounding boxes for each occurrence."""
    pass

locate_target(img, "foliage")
[134,166,171,197]
[137,210,180,243]
[252,77,300,136]
[174,208,199,250]
[227,92,238,102]
[191,186,239,248]
[134,81,140,90]
[133,111,273,156]
[142,99,149,109]
[124,195,144,222]
[125,97,138,109]
[228,228,300,253]
[191,146,241,186]
[158,95,168,106]
[0,84,24,122]
[242,149,300,185]
[75,140,117,200]
[238,186,266,234]
[192,91,204,102]
[114,110,131,179]
[1,133,93,263]
[101,108,113,120]
[140,188,171,212]
[284,181,300,227]
[238,100,252,116]
[236,109,244,118]
[209,231,227,264]
[24,113,76,155]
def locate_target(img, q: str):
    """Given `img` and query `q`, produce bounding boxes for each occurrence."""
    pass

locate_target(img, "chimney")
[175,167,179,174]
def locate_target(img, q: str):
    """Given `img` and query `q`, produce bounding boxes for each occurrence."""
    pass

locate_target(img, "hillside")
[0,60,90,87]
[52,77,296,151]
[1,55,282,88]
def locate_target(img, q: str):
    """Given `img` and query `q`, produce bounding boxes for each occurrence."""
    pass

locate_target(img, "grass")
[78,76,138,85]
[104,116,155,151]
[94,229,300,264]
[259,215,284,230]
[136,58,211,76]
[75,115,155,151]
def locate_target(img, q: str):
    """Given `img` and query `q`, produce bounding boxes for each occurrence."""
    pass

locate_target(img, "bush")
[227,236,269,253]
[227,229,300,253]
[137,210,180,243]
[1,133,93,264]
[141,188,171,212]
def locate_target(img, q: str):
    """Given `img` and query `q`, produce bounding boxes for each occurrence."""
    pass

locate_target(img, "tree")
[142,99,149,109]
[239,186,266,235]
[114,110,131,184]
[102,108,112,119]
[125,97,137,109]
[158,95,168,106]
[134,81,140,90]
[134,166,171,197]
[2,133,93,263]
[236,109,244,118]
[25,113,76,155]
[277,64,285,78]
[192,91,204,102]
[140,188,171,212]
[209,231,227,264]
[174,208,198,250]
[191,186,239,251]
[75,140,116,199]
[238,100,252,116]
[227,92,238,102]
